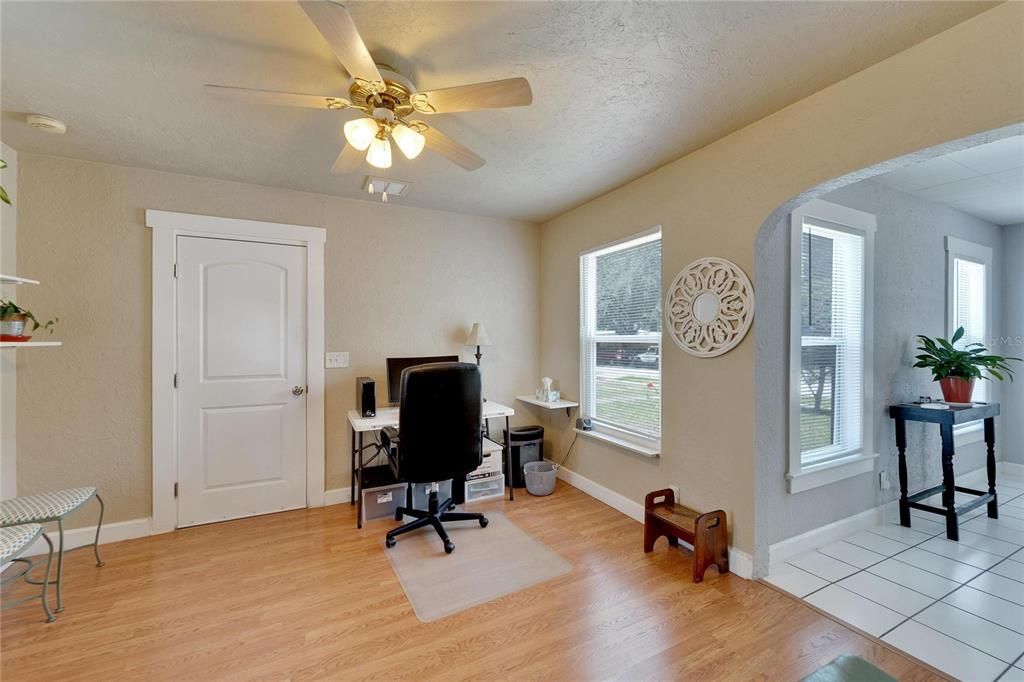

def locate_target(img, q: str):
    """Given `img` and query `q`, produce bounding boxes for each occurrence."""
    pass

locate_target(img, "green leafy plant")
[0,159,9,205]
[0,299,58,334]
[914,326,1019,382]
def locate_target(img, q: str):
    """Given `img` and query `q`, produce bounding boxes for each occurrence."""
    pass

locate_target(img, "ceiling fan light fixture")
[366,136,393,169]
[391,124,425,160]
[344,117,378,151]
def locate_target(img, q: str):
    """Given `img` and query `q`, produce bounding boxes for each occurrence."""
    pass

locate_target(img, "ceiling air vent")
[364,176,411,203]
[26,114,67,134]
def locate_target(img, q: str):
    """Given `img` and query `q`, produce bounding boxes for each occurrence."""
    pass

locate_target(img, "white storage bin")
[464,474,505,503]
[467,438,503,479]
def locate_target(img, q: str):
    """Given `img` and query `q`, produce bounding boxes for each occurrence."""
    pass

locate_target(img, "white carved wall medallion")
[665,257,754,358]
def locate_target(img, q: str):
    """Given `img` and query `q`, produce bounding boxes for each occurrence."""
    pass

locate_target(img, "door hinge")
[173,263,177,278]
[173,373,178,388]
[173,482,179,498]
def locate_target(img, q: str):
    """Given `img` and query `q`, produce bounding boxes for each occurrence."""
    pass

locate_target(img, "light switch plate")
[325,352,349,369]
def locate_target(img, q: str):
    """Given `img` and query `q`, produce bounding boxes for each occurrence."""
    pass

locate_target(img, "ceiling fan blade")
[331,142,364,174]
[297,0,385,92]
[419,124,485,171]
[205,84,351,110]
[411,77,532,114]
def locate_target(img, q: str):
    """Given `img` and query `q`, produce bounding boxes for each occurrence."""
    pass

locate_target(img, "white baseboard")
[768,504,889,567]
[767,461,1015,567]
[550,461,753,580]
[1001,461,1024,478]
[22,517,152,557]
[324,487,353,507]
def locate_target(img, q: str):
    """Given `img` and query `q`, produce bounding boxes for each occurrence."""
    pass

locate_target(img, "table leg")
[985,417,998,519]
[357,431,364,529]
[350,427,356,505]
[895,418,910,527]
[939,422,958,541]
[505,415,514,502]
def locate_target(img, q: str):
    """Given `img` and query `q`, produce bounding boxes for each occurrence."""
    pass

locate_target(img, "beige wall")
[1,143,17,499]
[15,154,540,527]
[538,3,1024,560]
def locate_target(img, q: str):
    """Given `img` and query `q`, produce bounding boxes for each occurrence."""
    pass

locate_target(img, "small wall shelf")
[0,274,40,286]
[516,395,579,417]
[0,341,62,349]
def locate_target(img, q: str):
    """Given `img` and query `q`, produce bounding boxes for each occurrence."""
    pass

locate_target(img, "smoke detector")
[26,114,67,134]
[364,176,411,203]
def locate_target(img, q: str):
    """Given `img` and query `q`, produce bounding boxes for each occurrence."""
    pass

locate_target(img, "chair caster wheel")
[386,537,396,548]
[479,517,489,528]
[444,540,455,554]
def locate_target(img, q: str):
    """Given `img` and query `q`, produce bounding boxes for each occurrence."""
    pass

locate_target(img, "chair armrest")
[380,426,400,453]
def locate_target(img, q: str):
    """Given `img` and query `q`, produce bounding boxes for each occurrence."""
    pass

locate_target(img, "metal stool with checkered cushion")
[1,524,56,622]
[0,487,104,612]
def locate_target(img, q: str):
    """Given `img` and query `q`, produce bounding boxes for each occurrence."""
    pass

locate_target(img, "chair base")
[385,490,487,554]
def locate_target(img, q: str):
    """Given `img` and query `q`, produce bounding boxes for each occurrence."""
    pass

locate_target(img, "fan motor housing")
[349,66,416,117]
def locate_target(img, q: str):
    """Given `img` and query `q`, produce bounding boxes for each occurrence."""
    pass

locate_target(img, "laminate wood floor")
[2,482,940,681]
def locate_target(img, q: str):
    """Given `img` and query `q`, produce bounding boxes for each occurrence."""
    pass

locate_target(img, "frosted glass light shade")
[366,137,392,169]
[343,118,378,151]
[391,124,425,160]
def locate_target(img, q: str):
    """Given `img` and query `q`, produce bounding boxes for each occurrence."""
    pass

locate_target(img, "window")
[946,237,993,441]
[580,229,662,451]
[788,200,876,493]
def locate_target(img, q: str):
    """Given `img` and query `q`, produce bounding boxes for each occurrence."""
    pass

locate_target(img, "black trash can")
[504,425,544,488]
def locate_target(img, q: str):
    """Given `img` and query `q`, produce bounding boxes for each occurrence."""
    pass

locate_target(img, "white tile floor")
[765,469,1024,681]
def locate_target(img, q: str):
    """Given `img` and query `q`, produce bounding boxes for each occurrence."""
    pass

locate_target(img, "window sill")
[575,428,660,458]
[787,452,877,494]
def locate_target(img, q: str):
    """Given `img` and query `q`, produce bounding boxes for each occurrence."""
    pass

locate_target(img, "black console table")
[888,402,999,541]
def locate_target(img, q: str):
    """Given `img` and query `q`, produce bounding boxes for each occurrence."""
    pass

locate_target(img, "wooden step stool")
[644,489,729,583]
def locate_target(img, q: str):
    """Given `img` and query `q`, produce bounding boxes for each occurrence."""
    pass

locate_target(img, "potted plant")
[914,327,1019,403]
[0,299,58,342]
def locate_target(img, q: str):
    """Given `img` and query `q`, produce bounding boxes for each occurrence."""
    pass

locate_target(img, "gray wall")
[755,179,1006,561]
[1003,223,1024,464]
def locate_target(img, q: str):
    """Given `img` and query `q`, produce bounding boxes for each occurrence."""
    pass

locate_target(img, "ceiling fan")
[206,0,533,174]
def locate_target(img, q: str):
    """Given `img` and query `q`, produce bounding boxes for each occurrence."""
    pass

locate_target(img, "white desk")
[347,401,516,527]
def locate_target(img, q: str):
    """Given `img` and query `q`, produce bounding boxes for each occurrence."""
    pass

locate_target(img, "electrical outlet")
[879,471,891,490]
[325,352,349,369]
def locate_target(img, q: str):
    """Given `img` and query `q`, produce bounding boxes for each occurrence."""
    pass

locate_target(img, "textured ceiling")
[0,1,997,222]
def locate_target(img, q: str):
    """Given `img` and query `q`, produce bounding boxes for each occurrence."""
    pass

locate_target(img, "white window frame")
[579,227,662,456]
[946,236,994,445]
[787,200,877,493]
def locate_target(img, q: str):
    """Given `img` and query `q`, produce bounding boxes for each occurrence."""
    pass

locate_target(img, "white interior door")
[176,236,307,527]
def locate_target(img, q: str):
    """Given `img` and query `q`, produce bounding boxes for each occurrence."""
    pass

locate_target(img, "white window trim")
[946,236,994,446]
[579,226,662,452]
[787,199,876,494]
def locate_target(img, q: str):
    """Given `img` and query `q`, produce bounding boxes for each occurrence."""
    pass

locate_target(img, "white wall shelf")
[516,395,579,417]
[0,274,40,286]
[0,341,62,348]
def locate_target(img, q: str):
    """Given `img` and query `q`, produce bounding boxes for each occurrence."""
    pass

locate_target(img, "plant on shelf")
[914,326,1019,403]
[0,299,58,342]
[0,159,10,205]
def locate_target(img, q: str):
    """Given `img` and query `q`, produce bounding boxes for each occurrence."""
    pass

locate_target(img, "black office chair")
[381,362,488,554]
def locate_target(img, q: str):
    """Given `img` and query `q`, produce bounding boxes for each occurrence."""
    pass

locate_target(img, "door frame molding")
[147,209,327,534]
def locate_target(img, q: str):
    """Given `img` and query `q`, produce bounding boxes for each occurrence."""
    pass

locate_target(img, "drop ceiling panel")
[873,134,1024,226]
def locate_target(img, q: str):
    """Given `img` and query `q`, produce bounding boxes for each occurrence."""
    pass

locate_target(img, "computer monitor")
[386,355,459,405]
